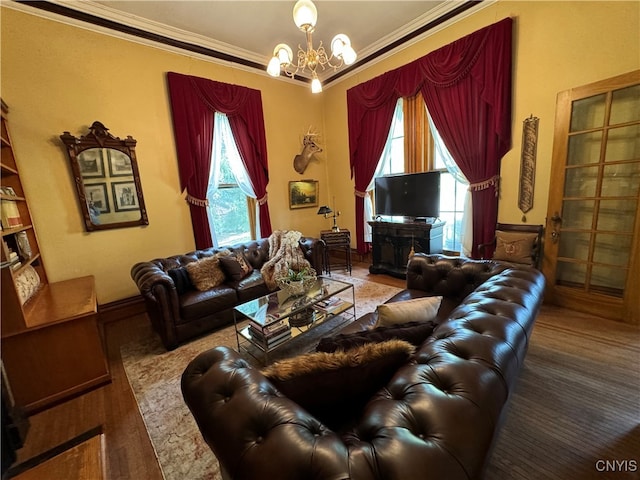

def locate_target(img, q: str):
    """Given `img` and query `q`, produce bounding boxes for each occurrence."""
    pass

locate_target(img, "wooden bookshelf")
[1,100,110,414]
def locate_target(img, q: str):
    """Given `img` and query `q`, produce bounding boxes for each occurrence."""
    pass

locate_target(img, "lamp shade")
[293,0,317,30]
[267,56,281,77]
[311,77,322,94]
[317,206,332,215]
[274,43,293,65]
[331,34,350,58]
[342,46,357,65]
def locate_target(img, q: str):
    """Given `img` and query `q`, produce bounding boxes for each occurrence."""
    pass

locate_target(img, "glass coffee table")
[233,276,355,364]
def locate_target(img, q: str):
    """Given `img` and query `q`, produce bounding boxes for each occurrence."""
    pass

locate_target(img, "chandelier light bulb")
[311,75,322,93]
[342,46,357,65]
[274,43,293,65]
[293,0,318,30]
[331,34,350,58]
[267,56,281,77]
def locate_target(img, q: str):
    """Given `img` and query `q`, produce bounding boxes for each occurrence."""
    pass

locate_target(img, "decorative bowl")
[276,269,317,297]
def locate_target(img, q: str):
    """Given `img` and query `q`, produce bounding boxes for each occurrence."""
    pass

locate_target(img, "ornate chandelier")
[267,0,357,93]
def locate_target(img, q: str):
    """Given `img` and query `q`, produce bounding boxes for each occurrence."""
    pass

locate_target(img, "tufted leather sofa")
[131,237,325,350]
[181,254,546,479]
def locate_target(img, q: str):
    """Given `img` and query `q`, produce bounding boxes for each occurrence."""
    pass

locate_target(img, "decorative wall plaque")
[518,115,539,221]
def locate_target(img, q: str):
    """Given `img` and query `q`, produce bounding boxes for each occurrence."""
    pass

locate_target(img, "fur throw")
[260,230,312,290]
[261,339,415,381]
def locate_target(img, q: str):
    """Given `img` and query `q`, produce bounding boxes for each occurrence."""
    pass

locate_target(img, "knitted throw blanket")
[260,230,312,290]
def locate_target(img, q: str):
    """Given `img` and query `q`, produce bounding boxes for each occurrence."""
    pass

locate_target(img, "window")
[372,98,468,253]
[207,113,253,247]
[380,100,405,176]
[434,153,466,253]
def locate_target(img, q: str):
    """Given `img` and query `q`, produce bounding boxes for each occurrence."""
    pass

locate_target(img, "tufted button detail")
[255,436,263,444]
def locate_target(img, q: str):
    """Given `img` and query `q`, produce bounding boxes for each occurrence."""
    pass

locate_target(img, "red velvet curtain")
[347,18,513,257]
[167,72,272,249]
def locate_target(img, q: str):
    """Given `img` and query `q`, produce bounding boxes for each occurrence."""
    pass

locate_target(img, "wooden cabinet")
[1,100,110,414]
[368,220,445,278]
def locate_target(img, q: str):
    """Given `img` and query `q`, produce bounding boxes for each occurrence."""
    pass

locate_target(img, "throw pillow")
[316,320,437,353]
[374,296,443,328]
[493,231,538,265]
[262,340,414,430]
[219,251,253,281]
[185,254,227,291]
[167,266,194,295]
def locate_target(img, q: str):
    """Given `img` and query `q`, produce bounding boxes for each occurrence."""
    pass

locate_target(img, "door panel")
[544,70,640,324]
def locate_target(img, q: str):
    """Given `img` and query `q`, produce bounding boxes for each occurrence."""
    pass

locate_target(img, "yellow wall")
[322,0,639,237]
[1,7,325,303]
[2,2,638,305]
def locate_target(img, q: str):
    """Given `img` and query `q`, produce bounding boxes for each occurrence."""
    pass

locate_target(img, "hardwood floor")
[8,262,639,479]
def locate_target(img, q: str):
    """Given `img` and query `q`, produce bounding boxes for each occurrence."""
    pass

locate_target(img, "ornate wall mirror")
[60,121,148,231]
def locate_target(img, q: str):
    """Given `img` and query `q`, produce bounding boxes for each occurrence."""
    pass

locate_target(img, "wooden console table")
[368,220,445,278]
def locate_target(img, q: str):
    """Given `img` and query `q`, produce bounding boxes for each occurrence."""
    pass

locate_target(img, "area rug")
[121,274,401,480]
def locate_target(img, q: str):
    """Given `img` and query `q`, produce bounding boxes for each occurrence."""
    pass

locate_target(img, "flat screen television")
[374,171,441,220]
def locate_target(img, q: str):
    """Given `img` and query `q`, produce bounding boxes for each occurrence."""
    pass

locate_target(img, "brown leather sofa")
[181,254,546,479]
[131,237,325,350]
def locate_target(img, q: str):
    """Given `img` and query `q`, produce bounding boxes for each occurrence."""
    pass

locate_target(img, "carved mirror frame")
[61,121,149,231]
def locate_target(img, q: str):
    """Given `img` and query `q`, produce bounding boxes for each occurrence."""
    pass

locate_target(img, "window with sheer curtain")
[368,96,470,254]
[207,112,257,247]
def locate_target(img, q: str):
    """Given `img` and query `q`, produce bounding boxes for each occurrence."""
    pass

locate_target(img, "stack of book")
[2,251,21,270]
[314,297,346,315]
[1,187,22,230]
[248,315,292,349]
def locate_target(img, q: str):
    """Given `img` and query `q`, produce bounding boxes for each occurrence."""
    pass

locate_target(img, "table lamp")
[317,205,340,232]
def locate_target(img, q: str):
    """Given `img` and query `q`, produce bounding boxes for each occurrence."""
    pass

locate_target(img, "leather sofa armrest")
[181,346,350,480]
[131,260,175,296]
[131,260,182,350]
[299,236,326,274]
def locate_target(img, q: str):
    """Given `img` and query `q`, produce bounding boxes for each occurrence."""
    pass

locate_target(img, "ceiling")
[14,0,487,87]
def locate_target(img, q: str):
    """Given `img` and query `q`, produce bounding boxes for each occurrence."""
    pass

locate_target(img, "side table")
[321,229,352,275]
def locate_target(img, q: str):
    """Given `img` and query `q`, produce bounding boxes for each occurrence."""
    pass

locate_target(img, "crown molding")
[325,0,494,88]
[6,0,491,88]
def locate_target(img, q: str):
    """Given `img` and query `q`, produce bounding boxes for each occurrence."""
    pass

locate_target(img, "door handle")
[551,212,562,225]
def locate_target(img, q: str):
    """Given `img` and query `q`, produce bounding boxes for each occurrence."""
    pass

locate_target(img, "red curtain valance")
[347,18,513,256]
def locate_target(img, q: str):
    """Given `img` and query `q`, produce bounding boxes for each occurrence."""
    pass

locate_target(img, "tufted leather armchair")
[181,254,545,479]
[131,237,325,350]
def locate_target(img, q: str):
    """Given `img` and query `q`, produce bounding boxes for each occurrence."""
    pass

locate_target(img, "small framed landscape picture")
[107,149,133,177]
[289,180,318,209]
[84,183,110,213]
[78,148,105,178]
[112,181,139,211]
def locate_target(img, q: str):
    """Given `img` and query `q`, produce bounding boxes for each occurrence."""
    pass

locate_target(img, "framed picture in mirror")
[112,181,139,211]
[79,149,105,178]
[108,149,133,177]
[84,183,110,213]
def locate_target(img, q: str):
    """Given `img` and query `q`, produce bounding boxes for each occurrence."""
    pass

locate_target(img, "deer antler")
[302,126,320,145]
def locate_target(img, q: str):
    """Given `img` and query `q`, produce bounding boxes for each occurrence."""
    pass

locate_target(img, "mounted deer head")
[293,127,322,174]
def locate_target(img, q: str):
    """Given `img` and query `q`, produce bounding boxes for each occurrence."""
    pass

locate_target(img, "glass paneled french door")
[544,71,640,324]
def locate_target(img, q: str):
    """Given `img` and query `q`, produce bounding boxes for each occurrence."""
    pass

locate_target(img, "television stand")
[368,219,445,278]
